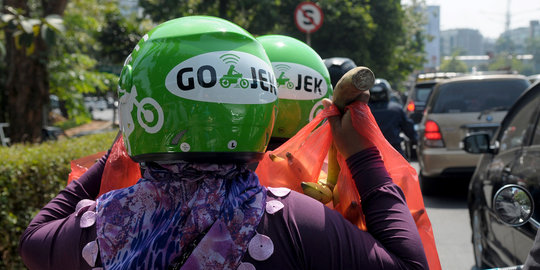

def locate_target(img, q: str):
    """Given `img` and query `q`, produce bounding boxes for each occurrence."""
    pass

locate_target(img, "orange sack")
[67,151,107,184]
[67,136,141,197]
[97,136,141,197]
[255,101,441,270]
[68,103,440,269]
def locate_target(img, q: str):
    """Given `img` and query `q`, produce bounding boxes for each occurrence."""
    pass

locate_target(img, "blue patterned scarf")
[95,162,266,270]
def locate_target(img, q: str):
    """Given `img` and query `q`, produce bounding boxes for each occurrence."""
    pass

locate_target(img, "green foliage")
[49,52,117,121]
[0,32,6,122]
[440,53,468,73]
[495,35,516,54]
[0,131,116,269]
[137,0,426,89]
[97,10,152,66]
[487,53,529,73]
[0,6,65,56]
[526,37,540,74]
[47,0,129,119]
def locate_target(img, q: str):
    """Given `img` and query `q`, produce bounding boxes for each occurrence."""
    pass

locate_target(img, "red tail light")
[423,120,444,147]
[406,101,415,112]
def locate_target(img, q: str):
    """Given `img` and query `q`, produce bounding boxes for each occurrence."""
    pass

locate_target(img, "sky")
[403,0,540,39]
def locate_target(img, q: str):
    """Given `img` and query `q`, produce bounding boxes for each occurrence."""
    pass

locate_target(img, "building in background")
[440,29,484,56]
[499,20,540,54]
[531,20,540,38]
[423,6,441,71]
[118,0,141,17]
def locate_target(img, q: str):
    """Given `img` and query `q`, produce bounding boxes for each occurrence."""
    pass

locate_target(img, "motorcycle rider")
[368,79,418,158]
[20,17,428,270]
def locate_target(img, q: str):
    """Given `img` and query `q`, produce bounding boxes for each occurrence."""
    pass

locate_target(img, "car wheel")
[472,209,488,269]
[419,171,434,195]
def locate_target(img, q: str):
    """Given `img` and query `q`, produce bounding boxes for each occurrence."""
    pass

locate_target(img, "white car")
[84,96,108,112]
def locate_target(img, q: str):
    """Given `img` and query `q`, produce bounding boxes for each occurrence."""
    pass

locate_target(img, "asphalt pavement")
[410,161,476,270]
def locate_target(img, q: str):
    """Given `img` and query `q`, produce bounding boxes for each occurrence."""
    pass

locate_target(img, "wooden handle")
[332,66,375,110]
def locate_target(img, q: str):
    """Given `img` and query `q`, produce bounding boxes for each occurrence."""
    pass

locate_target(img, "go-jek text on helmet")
[117,16,278,163]
[257,35,332,140]
[323,57,357,88]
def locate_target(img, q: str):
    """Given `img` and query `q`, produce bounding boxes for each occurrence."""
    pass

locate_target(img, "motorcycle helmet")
[257,35,332,142]
[323,57,357,88]
[117,16,278,163]
[369,78,391,103]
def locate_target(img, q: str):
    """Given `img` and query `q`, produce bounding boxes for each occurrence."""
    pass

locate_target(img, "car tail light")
[406,101,415,112]
[423,120,444,147]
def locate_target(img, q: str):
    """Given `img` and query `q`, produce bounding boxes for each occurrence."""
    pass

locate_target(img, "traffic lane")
[410,161,476,270]
[91,108,118,124]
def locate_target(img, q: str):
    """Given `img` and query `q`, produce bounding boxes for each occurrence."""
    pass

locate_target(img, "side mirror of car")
[462,133,494,154]
[493,185,537,227]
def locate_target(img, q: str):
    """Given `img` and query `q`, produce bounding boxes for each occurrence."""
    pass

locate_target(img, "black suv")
[464,81,540,268]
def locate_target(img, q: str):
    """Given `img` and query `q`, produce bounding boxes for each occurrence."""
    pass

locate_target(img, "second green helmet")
[257,35,333,140]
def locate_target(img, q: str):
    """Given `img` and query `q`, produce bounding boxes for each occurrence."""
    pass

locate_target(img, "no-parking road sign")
[294,2,324,33]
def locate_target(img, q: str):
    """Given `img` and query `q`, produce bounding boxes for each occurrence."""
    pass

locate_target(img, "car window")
[415,87,432,102]
[532,108,540,146]
[500,97,539,151]
[432,79,529,113]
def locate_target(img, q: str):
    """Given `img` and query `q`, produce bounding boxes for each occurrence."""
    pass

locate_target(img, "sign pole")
[294,2,323,47]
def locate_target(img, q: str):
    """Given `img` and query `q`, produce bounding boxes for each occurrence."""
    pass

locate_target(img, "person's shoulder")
[265,187,346,228]
[387,101,403,110]
[266,187,324,211]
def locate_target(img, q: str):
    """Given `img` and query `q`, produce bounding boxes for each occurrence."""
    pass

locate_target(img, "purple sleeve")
[251,147,429,270]
[19,151,109,270]
[346,146,428,269]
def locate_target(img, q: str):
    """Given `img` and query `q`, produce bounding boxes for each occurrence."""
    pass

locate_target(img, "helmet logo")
[275,64,295,89]
[118,86,165,154]
[219,54,250,88]
[272,62,328,100]
[309,99,325,121]
[165,51,278,104]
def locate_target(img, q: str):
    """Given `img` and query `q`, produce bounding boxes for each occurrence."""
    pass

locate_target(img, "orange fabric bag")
[67,136,141,197]
[67,151,107,184]
[67,103,440,269]
[256,101,441,270]
[97,136,141,197]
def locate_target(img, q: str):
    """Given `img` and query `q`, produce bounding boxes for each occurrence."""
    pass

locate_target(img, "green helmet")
[118,16,278,163]
[256,35,332,140]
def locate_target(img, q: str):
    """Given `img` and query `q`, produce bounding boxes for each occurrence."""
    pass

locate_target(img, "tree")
[2,0,67,143]
[495,34,516,54]
[487,53,527,73]
[526,37,540,74]
[48,0,132,123]
[439,51,468,73]
[137,0,426,89]
[0,32,6,123]
[378,0,427,89]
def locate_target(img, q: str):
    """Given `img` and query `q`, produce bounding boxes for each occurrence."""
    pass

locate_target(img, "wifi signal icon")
[275,64,291,72]
[220,53,241,65]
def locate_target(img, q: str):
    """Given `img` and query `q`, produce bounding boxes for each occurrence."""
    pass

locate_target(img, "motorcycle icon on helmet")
[277,71,294,89]
[220,65,249,88]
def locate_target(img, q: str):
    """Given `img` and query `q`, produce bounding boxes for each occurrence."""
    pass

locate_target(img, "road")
[91,108,118,124]
[91,109,476,269]
[410,161,476,270]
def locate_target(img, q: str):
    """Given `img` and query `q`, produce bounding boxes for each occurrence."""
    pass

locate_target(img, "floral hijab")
[95,162,266,270]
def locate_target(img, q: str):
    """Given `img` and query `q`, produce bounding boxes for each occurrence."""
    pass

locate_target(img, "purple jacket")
[20,147,428,269]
